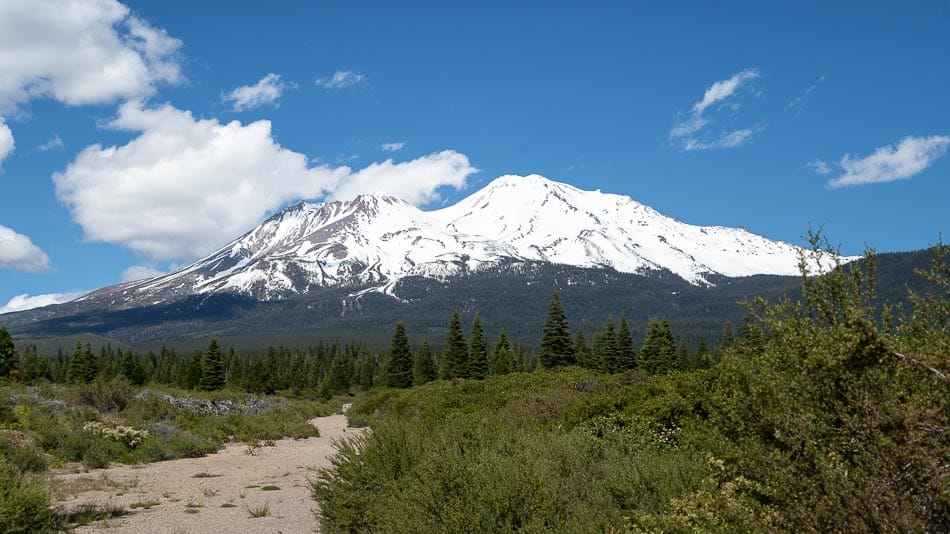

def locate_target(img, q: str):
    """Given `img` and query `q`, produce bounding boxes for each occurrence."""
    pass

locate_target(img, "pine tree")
[596,316,620,373]
[199,338,226,391]
[467,313,489,379]
[0,327,17,381]
[640,319,676,374]
[441,312,469,379]
[573,329,592,369]
[355,350,379,390]
[540,291,574,368]
[384,323,413,388]
[413,341,438,385]
[491,329,515,375]
[617,314,637,370]
[721,320,735,349]
[68,342,98,384]
[696,336,712,368]
[675,339,691,370]
[180,351,203,390]
[324,351,353,395]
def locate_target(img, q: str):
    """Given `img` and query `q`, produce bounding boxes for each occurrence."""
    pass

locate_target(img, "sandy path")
[54,414,362,533]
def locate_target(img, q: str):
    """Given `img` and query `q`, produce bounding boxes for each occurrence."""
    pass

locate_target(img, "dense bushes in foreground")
[314,243,949,532]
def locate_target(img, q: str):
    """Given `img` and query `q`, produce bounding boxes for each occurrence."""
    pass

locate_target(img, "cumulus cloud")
[0,119,13,166]
[315,71,366,89]
[822,135,950,188]
[224,73,289,111]
[0,225,51,272]
[381,141,405,152]
[37,134,64,152]
[121,265,165,282]
[670,68,762,151]
[329,150,476,205]
[53,100,477,261]
[0,292,84,314]
[0,0,182,113]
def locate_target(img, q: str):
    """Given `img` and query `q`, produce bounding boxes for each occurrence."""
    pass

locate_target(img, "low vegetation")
[313,240,949,532]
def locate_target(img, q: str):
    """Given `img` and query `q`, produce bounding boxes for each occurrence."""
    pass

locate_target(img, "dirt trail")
[55,414,361,533]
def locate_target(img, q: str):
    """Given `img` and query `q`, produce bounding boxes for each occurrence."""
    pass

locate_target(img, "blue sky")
[1,0,948,312]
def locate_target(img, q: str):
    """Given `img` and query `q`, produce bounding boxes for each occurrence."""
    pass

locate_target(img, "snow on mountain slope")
[81,174,822,305]
[432,174,806,284]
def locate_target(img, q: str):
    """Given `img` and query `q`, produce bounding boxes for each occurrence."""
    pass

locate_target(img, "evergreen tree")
[199,338,226,391]
[572,329,592,369]
[675,339,691,371]
[696,336,712,368]
[467,313,489,379]
[640,319,676,374]
[384,323,413,388]
[323,351,353,396]
[68,342,97,384]
[441,312,469,379]
[19,345,50,384]
[491,329,516,375]
[0,327,19,380]
[721,320,735,350]
[617,314,637,370]
[121,349,146,386]
[355,350,379,390]
[737,317,766,353]
[540,291,574,368]
[412,341,438,386]
[596,316,620,373]
[180,351,203,390]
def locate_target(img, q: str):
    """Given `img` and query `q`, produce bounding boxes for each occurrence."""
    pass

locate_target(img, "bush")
[69,376,133,413]
[0,459,54,533]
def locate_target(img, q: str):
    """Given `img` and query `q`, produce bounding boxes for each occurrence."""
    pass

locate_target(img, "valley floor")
[54,414,360,533]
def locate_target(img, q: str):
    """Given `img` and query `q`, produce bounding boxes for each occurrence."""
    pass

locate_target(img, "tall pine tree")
[441,312,469,379]
[467,313,489,379]
[617,314,637,370]
[412,341,438,385]
[0,327,17,381]
[640,319,676,374]
[540,291,574,368]
[68,342,97,384]
[384,322,413,388]
[199,338,226,391]
[492,329,516,375]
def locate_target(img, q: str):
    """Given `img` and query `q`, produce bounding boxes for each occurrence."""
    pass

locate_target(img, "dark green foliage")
[572,329,590,368]
[592,316,619,372]
[467,313,488,379]
[0,327,17,381]
[640,319,676,374]
[179,352,202,390]
[441,312,469,379]
[323,351,353,396]
[67,342,97,384]
[199,338,226,391]
[616,314,636,370]
[0,460,53,533]
[491,330,516,375]
[384,323,413,388]
[540,291,574,368]
[412,342,437,386]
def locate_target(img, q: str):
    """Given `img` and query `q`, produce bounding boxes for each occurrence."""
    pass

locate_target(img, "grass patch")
[221,502,237,508]
[191,472,221,478]
[247,502,270,518]
[129,499,160,510]
[260,485,280,491]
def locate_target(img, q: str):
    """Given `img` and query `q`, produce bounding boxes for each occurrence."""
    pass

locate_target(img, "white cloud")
[224,73,289,111]
[329,150,477,206]
[670,68,762,151]
[0,119,13,166]
[825,135,950,188]
[37,134,64,152]
[0,0,182,113]
[807,159,832,175]
[0,292,84,314]
[315,71,366,89]
[381,141,405,152]
[785,75,826,114]
[53,100,477,261]
[0,225,50,272]
[121,265,165,282]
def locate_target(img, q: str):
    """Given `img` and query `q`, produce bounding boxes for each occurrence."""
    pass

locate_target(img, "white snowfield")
[85,174,840,304]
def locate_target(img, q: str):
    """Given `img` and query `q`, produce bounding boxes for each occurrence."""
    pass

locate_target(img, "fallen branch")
[891,351,949,384]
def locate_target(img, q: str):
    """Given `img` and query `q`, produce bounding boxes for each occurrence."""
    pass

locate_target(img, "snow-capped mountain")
[80,174,814,306]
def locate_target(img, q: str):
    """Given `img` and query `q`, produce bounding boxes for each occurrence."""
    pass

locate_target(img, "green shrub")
[0,434,48,473]
[0,459,54,533]
[69,376,133,413]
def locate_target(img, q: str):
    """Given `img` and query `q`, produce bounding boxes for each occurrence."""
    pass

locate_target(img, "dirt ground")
[53,414,362,533]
